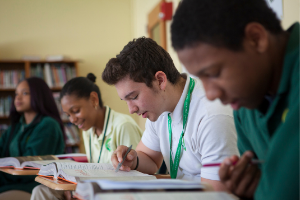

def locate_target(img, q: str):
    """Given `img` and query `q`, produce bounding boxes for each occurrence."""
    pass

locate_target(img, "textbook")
[0,155,58,169]
[38,162,155,184]
[75,179,204,200]
[0,154,86,170]
[94,191,237,200]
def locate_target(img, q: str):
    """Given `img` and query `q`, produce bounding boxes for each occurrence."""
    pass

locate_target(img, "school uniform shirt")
[82,106,143,164]
[0,115,65,193]
[142,74,239,181]
[234,22,299,200]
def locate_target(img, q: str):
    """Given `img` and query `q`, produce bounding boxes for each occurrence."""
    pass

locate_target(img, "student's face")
[115,76,165,122]
[61,94,97,131]
[177,43,271,110]
[14,81,32,112]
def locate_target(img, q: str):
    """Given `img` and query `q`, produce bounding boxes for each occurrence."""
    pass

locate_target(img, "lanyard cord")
[168,77,195,179]
[89,107,111,163]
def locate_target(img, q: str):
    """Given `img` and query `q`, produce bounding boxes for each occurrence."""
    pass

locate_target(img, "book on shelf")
[0,70,25,89]
[93,191,237,200]
[37,162,155,185]
[75,179,204,200]
[0,96,12,117]
[0,154,87,170]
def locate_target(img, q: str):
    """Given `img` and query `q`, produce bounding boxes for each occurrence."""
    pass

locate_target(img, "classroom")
[0,0,299,200]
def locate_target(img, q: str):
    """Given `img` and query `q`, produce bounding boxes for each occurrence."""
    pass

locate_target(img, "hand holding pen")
[111,145,137,172]
[218,151,261,199]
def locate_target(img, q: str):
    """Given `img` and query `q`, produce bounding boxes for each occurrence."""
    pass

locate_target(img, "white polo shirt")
[142,75,239,181]
[82,106,143,164]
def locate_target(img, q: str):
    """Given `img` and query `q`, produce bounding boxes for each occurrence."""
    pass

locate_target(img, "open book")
[0,154,86,170]
[75,179,204,200]
[38,162,155,184]
[0,155,59,169]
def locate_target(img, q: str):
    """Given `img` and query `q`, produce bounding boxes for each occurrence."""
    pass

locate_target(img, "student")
[0,77,65,200]
[102,37,239,190]
[171,0,299,199]
[31,73,143,200]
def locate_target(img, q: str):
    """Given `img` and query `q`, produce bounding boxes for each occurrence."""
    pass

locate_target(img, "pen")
[115,145,132,172]
[202,159,264,167]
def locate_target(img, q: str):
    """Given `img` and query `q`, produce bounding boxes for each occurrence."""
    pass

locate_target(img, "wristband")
[134,156,139,170]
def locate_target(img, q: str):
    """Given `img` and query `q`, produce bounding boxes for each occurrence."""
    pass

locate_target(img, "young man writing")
[171,0,299,199]
[102,37,239,190]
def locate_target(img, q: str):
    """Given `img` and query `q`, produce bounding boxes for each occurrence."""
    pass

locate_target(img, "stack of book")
[0,96,12,117]
[0,70,25,89]
[34,63,76,88]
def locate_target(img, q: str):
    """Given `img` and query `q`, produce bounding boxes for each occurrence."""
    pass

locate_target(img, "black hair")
[60,73,103,108]
[171,0,283,51]
[10,77,65,136]
[102,37,181,87]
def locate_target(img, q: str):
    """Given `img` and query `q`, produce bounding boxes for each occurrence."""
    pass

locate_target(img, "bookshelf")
[0,59,83,153]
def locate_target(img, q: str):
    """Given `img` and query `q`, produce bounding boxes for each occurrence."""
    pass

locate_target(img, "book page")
[22,159,76,168]
[94,192,237,200]
[56,163,115,171]
[16,155,58,164]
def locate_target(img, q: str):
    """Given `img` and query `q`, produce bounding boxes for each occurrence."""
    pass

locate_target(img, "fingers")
[111,145,127,168]
[111,145,137,171]
[219,155,240,182]
[229,152,254,190]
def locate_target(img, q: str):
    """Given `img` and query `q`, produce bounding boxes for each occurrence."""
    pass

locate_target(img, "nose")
[127,101,138,114]
[203,81,223,101]
[69,115,77,124]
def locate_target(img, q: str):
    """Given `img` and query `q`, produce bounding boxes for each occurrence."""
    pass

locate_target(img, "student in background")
[31,73,143,200]
[0,77,65,200]
[171,0,299,199]
[102,37,239,190]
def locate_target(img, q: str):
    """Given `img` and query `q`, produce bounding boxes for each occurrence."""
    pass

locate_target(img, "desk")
[0,168,39,175]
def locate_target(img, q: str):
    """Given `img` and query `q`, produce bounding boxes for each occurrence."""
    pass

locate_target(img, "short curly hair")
[171,0,283,51]
[102,37,181,87]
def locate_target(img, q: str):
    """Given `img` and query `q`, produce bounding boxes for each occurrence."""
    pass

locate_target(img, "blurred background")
[0,0,298,152]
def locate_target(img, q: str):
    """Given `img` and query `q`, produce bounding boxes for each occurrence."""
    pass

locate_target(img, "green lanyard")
[168,77,195,179]
[89,107,111,163]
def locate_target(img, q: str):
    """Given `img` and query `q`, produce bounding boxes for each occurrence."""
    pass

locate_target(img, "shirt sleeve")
[197,114,239,180]
[141,119,161,152]
[116,121,143,150]
[23,118,65,156]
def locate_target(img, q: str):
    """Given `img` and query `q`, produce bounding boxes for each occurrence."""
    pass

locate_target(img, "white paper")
[94,191,237,200]
[90,179,204,190]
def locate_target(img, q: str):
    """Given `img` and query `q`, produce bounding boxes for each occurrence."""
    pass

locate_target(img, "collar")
[92,106,113,141]
[170,73,191,124]
[276,22,299,95]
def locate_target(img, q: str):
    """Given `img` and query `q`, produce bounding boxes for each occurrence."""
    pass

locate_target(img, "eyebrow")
[196,64,219,77]
[121,91,136,100]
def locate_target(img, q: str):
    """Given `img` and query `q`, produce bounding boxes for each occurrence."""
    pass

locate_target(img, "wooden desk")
[35,176,76,190]
[0,168,39,175]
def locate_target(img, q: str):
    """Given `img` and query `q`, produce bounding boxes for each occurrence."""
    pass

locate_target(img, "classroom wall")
[0,0,138,123]
[0,0,298,132]
[281,0,300,29]
[131,0,181,131]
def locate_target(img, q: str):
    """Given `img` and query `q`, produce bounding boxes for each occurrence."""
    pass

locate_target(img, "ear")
[154,71,167,90]
[244,22,269,53]
[89,91,99,106]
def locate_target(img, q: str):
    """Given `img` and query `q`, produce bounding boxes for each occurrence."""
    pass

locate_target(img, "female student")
[31,73,143,200]
[0,77,65,200]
